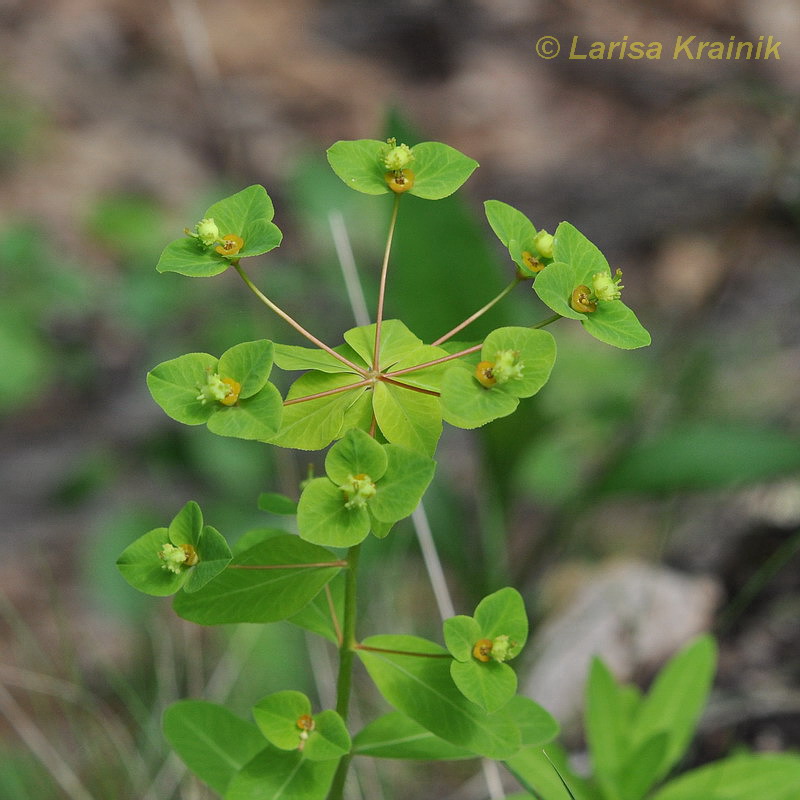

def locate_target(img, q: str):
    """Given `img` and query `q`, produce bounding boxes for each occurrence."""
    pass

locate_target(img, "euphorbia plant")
[117,136,650,799]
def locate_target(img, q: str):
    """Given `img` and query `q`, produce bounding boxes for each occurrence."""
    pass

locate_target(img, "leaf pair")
[440,327,556,429]
[297,428,436,547]
[157,185,283,277]
[486,201,651,350]
[116,501,231,596]
[146,339,283,441]
[327,139,478,200]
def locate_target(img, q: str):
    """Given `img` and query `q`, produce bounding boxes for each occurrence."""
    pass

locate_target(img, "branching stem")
[283,379,372,406]
[233,262,368,375]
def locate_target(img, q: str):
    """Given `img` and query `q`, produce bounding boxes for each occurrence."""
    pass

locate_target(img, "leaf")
[156,237,230,278]
[325,428,388,485]
[372,379,442,456]
[204,184,282,258]
[450,659,517,713]
[217,340,275,399]
[326,138,391,195]
[296,478,371,547]
[509,696,560,749]
[163,700,267,795]
[172,535,342,624]
[628,635,716,784]
[385,344,451,391]
[481,328,557,399]
[206,383,283,441]
[484,200,538,271]
[356,634,521,759]
[270,371,365,451]
[273,343,363,374]
[506,744,598,800]
[343,319,423,371]
[146,352,218,425]
[617,733,670,800]
[258,492,299,515]
[552,221,609,280]
[116,527,186,596]
[443,615,482,662]
[473,587,529,657]
[352,712,476,760]
[303,710,351,762]
[439,365,519,429]
[408,142,479,200]
[168,500,203,545]
[581,301,651,350]
[287,574,344,644]
[369,444,436,524]
[225,747,339,800]
[533,261,585,321]
[649,753,800,800]
[183,525,233,593]
[600,423,800,495]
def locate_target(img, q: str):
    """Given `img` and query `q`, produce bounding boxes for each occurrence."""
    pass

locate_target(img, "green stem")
[283,378,373,406]
[378,375,440,396]
[233,262,368,375]
[372,194,402,371]
[431,276,522,346]
[328,543,361,800]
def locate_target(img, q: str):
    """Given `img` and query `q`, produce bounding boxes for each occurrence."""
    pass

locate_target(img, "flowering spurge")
[444,588,529,712]
[440,326,557,429]
[484,199,557,277]
[146,340,283,441]
[297,428,436,547]
[116,501,231,596]
[158,185,282,277]
[251,691,350,761]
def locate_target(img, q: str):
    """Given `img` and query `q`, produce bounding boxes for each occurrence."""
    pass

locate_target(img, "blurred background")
[1,0,799,797]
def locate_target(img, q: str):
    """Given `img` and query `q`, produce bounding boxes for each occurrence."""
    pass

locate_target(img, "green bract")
[444,587,529,712]
[297,428,435,547]
[535,221,651,349]
[485,199,552,275]
[440,327,556,429]
[327,138,478,200]
[157,185,282,277]
[116,501,231,596]
[146,339,283,441]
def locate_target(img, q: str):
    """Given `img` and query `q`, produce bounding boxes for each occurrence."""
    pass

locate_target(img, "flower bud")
[159,542,198,574]
[490,349,524,384]
[533,230,554,259]
[383,140,414,171]
[592,268,624,302]
[339,473,377,510]
[192,218,220,246]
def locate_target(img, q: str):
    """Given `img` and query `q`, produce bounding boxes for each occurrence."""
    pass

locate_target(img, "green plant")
[117,136,652,798]
[506,635,800,800]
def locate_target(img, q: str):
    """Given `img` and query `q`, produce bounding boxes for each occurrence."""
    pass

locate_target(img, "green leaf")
[287,573,344,644]
[206,383,283,441]
[409,142,479,200]
[599,423,800,495]
[369,444,436,524]
[484,200,538,271]
[163,701,267,795]
[481,328,557,399]
[385,344,451,391]
[168,500,203,545]
[258,492,298,515]
[440,365,519,429]
[628,635,716,784]
[296,478,371,547]
[183,525,233,593]
[533,261,585,321]
[146,352,218,425]
[617,733,670,800]
[343,319,423,371]
[116,527,186,596]
[225,747,339,800]
[218,340,275,399]
[473,587,529,657]
[373,380,442,456]
[443,616,481,662]
[273,343,363,374]
[581,301,651,350]
[172,535,342,624]
[450,659,517,713]
[352,711,476,760]
[252,691,311,750]
[509,696,560,748]
[303,710,351,762]
[326,139,391,195]
[552,221,609,280]
[325,428,388,485]
[204,184,282,258]
[506,744,598,800]
[156,237,230,278]
[356,634,521,759]
[650,753,800,800]
[270,371,365,451]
